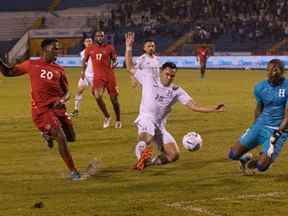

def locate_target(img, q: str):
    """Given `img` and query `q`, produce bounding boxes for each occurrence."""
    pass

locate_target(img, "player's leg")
[152,127,180,165]
[134,117,155,170]
[200,61,206,78]
[110,95,121,128]
[255,128,288,172]
[50,127,78,172]
[107,76,121,128]
[33,109,80,180]
[93,80,111,128]
[71,78,88,117]
[56,109,76,142]
[228,126,259,174]
[134,132,154,170]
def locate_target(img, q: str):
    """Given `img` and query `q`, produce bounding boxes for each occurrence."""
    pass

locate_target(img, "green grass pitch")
[1,68,288,216]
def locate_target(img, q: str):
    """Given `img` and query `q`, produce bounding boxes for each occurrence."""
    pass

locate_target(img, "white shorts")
[78,76,93,87]
[134,116,176,148]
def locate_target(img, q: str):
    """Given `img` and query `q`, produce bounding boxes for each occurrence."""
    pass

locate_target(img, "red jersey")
[197,47,209,62]
[84,43,117,81]
[14,59,68,112]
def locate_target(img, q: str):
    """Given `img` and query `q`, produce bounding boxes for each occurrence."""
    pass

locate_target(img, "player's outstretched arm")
[185,100,225,113]
[125,32,136,75]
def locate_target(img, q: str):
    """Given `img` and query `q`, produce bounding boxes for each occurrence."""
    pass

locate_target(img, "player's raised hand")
[125,32,135,48]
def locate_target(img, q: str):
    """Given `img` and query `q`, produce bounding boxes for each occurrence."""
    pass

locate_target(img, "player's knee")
[228,148,241,160]
[166,149,180,162]
[256,162,271,172]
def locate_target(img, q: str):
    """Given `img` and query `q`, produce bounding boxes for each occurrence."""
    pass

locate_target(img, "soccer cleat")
[103,117,111,128]
[70,171,81,181]
[115,121,122,129]
[239,153,257,175]
[239,153,253,171]
[41,132,54,149]
[134,148,153,171]
[70,109,79,117]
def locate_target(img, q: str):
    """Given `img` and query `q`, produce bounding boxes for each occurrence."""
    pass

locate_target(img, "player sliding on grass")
[0,39,81,181]
[228,59,288,175]
[125,32,225,171]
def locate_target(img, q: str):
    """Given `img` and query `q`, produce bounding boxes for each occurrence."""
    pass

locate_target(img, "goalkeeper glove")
[270,130,282,146]
[267,130,282,157]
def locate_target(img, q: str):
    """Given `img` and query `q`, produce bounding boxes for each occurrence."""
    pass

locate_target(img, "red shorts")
[93,78,119,96]
[32,107,72,134]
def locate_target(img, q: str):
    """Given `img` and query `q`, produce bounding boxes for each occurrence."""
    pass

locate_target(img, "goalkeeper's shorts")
[239,124,288,160]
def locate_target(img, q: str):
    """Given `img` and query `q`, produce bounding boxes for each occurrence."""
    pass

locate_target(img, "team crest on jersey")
[279,89,286,97]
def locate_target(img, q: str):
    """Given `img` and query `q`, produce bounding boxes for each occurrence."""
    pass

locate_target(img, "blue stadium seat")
[0,0,51,11]
[58,0,115,9]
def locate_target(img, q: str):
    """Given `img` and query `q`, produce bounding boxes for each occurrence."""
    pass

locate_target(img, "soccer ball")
[182,132,203,151]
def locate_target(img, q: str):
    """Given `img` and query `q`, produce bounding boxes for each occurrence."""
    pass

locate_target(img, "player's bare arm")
[185,100,225,113]
[0,59,23,77]
[111,57,118,69]
[53,74,70,108]
[125,32,136,75]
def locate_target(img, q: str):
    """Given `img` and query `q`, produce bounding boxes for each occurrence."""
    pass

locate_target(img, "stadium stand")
[58,0,116,9]
[0,0,52,11]
[0,0,288,59]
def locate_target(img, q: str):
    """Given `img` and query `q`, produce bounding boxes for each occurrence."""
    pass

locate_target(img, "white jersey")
[135,54,160,80]
[134,68,192,124]
[80,50,93,78]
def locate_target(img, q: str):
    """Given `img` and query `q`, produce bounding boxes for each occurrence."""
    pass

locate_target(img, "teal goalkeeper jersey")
[254,79,288,128]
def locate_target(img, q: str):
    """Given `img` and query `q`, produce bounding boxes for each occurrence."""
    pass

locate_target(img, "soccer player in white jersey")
[70,36,93,117]
[125,32,225,171]
[130,39,160,87]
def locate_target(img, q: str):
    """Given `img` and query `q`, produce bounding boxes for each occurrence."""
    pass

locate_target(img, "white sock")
[74,94,83,111]
[135,141,147,160]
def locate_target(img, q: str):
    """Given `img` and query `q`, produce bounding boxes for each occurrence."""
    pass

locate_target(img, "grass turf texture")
[1,69,288,216]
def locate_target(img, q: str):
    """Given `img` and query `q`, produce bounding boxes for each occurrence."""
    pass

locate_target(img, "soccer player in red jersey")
[0,39,81,180]
[196,46,209,79]
[83,31,121,128]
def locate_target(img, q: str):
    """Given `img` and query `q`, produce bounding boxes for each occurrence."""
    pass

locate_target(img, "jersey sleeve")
[254,84,262,103]
[177,87,192,105]
[14,60,31,76]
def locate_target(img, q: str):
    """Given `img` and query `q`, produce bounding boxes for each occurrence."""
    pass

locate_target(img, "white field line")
[167,202,224,216]
[166,192,286,216]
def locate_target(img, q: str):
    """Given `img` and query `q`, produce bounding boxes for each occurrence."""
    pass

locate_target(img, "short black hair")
[161,62,177,70]
[143,39,155,44]
[83,32,94,40]
[41,38,58,49]
[268,59,285,73]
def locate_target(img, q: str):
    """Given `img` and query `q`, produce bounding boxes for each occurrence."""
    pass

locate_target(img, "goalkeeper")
[228,59,288,174]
